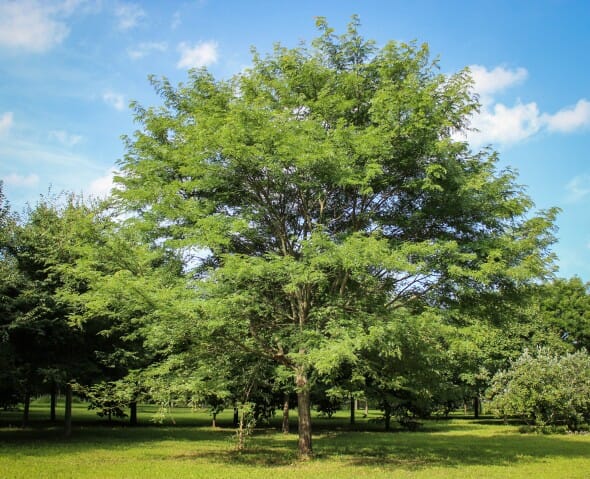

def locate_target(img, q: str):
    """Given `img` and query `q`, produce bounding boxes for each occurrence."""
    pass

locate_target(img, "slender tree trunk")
[282,393,290,434]
[64,383,72,438]
[22,389,31,427]
[350,395,355,425]
[384,401,392,432]
[364,399,368,418]
[233,407,239,428]
[296,371,313,458]
[473,395,480,419]
[50,382,57,422]
[129,401,137,426]
[212,412,217,428]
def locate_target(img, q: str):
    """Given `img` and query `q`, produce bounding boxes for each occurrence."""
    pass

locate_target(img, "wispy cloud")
[103,90,126,111]
[87,168,116,198]
[171,11,181,29]
[2,172,40,188]
[49,129,83,147]
[565,174,590,203]
[114,2,145,31]
[0,112,14,135]
[462,65,590,148]
[544,99,590,133]
[177,41,218,69]
[127,41,167,59]
[0,0,87,53]
[470,65,528,102]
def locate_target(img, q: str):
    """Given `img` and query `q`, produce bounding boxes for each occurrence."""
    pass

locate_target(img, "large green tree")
[116,18,556,456]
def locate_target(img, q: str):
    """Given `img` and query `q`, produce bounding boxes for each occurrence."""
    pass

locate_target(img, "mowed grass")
[1,401,589,478]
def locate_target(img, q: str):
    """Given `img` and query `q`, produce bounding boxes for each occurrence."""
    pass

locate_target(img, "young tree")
[116,18,556,456]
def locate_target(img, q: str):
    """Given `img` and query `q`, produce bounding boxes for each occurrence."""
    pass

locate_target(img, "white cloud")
[0,112,14,135]
[87,168,116,198]
[544,99,590,133]
[565,174,590,203]
[462,65,590,148]
[464,101,543,147]
[2,173,40,188]
[0,0,86,53]
[49,129,83,147]
[114,2,145,31]
[103,90,126,111]
[127,41,167,59]
[177,41,218,69]
[470,65,528,101]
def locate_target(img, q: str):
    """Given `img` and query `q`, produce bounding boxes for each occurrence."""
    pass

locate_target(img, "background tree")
[115,17,556,457]
[535,277,590,351]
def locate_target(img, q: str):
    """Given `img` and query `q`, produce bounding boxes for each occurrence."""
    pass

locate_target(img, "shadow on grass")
[1,412,589,471]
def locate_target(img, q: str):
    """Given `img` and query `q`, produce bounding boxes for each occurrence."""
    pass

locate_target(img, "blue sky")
[1,0,589,280]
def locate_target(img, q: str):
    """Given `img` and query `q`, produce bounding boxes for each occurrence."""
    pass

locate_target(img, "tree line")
[1,17,589,456]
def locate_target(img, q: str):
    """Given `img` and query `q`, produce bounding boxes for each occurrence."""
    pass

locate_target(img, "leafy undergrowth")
[1,403,589,479]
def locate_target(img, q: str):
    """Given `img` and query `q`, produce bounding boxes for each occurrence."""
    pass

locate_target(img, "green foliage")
[114,17,557,454]
[76,381,130,421]
[488,348,590,431]
[536,277,590,350]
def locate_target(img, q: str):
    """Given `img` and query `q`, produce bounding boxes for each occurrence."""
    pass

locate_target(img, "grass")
[1,400,589,478]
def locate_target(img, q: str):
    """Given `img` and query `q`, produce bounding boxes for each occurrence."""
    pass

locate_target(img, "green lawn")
[1,401,589,478]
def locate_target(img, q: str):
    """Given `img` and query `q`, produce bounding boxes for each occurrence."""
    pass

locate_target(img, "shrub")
[488,348,590,431]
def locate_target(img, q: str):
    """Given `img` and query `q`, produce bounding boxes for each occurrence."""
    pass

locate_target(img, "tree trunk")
[233,407,239,428]
[350,395,355,425]
[364,399,368,418]
[212,412,217,428]
[129,401,137,426]
[64,383,72,438]
[384,401,392,432]
[50,382,57,422]
[282,393,290,434]
[22,389,31,427]
[296,372,313,458]
[473,395,480,419]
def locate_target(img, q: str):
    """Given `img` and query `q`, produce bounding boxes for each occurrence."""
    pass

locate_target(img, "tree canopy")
[114,17,557,456]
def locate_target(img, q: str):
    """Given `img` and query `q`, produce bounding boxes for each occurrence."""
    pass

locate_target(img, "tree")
[115,17,556,457]
[2,195,102,424]
[536,277,590,351]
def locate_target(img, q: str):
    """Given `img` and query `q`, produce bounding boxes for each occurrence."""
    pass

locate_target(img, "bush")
[487,348,590,431]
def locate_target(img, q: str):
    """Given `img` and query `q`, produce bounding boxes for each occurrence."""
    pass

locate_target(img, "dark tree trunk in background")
[22,390,31,427]
[282,393,290,434]
[50,382,57,422]
[350,395,355,425]
[473,395,480,419]
[64,383,72,437]
[384,401,392,432]
[129,401,137,426]
[233,407,239,428]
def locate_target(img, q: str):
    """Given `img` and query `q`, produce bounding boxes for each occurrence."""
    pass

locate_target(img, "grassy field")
[1,400,589,478]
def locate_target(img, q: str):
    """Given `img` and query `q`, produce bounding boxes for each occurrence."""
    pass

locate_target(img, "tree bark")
[50,382,57,422]
[282,393,290,434]
[64,383,72,438]
[129,401,137,426]
[22,389,31,427]
[473,395,480,419]
[296,372,313,458]
[350,395,355,425]
[212,412,217,428]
